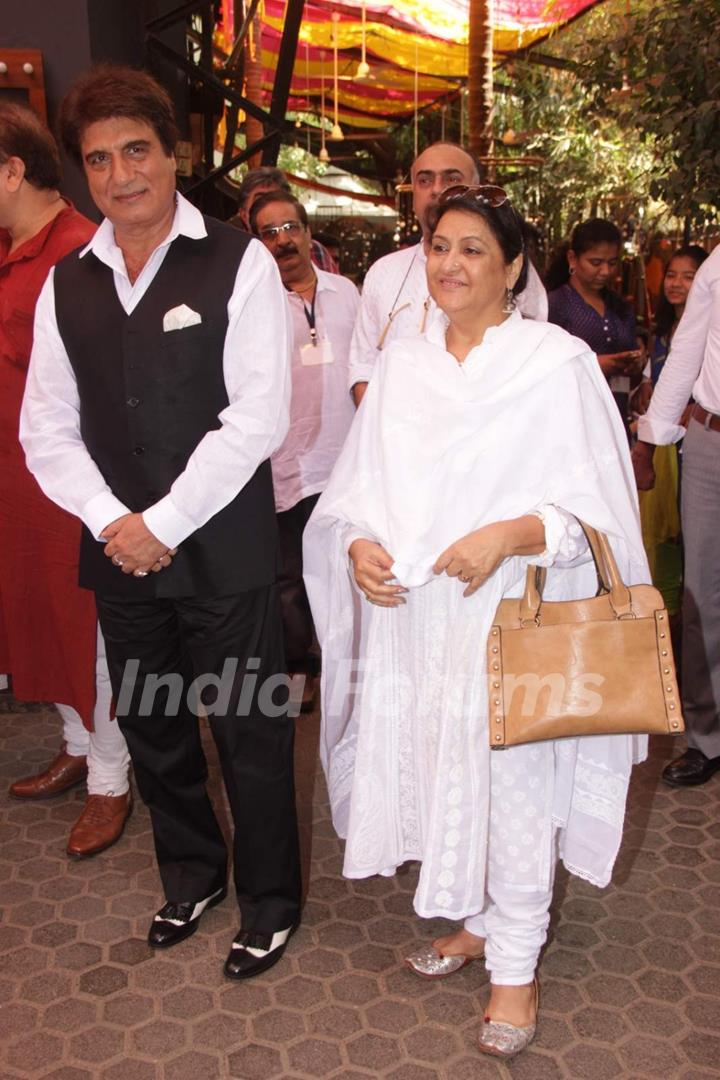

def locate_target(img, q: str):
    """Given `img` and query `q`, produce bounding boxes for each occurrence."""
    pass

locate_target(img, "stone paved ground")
[1,690,719,1080]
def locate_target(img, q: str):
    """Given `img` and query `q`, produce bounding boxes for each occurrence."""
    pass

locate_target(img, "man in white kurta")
[305,305,648,984]
[635,243,720,786]
[252,191,359,696]
[348,142,548,404]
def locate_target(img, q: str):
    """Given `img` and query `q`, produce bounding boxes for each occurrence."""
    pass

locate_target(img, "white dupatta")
[305,310,649,917]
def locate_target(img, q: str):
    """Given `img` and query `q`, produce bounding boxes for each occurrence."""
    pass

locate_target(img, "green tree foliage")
[578,0,720,226]
[493,61,656,244]
[369,0,719,243]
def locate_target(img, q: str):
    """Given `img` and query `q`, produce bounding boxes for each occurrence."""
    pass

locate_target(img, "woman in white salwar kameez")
[303,186,649,1058]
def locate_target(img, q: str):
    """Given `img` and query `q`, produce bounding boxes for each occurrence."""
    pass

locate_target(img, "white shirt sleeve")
[21,241,292,551]
[637,251,716,445]
[530,504,590,567]
[20,270,133,539]
[347,262,383,392]
[517,262,548,321]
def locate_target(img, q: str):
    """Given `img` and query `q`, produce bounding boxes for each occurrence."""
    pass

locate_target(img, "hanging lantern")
[319,52,330,161]
[296,40,310,128]
[330,12,344,140]
[355,0,371,80]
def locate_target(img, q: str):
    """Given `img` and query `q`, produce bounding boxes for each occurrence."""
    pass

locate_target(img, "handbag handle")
[519,519,633,624]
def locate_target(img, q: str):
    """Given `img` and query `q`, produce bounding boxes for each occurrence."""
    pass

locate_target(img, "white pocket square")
[163,304,202,332]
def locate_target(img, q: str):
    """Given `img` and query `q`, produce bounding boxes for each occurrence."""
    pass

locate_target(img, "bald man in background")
[348,142,548,405]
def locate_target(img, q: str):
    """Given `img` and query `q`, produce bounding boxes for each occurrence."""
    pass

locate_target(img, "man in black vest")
[20,65,302,979]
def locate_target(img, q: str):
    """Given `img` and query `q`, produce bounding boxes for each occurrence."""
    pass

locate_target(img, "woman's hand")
[434,517,546,596]
[349,539,407,607]
[597,350,642,379]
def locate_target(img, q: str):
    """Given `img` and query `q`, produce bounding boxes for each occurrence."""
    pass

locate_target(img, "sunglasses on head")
[438,184,509,208]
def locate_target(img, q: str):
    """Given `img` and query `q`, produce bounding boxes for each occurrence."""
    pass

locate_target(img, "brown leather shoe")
[9,748,88,799]
[66,792,132,859]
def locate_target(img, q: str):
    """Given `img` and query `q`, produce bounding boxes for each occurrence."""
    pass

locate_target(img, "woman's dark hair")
[249,191,309,233]
[426,194,529,297]
[0,103,61,190]
[58,64,179,166]
[545,218,622,290]
[655,244,708,337]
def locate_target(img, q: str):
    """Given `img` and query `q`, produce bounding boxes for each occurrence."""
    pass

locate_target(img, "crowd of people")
[1,62,718,1060]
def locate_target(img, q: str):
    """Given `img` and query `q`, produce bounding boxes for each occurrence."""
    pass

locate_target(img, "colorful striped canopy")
[219,0,602,128]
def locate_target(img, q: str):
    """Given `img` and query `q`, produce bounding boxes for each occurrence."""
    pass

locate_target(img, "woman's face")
[663,255,699,309]
[426,208,521,323]
[568,241,620,293]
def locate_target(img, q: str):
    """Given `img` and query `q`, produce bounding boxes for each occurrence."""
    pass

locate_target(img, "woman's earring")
[569,267,575,276]
[503,287,516,314]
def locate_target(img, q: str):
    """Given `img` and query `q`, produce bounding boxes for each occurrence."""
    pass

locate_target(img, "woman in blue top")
[547,219,644,428]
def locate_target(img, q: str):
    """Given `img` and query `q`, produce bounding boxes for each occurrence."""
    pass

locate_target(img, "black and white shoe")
[224,923,297,980]
[148,885,227,949]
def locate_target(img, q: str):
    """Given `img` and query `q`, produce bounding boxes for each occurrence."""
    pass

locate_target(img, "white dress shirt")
[20,193,292,550]
[347,242,549,392]
[638,243,720,445]
[273,268,359,513]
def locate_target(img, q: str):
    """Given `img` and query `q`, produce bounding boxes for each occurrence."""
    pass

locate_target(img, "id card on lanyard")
[298,283,333,364]
[301,339,334,365]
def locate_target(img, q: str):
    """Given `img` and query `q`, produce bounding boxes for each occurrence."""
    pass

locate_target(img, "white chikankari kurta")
[304,309,649,919]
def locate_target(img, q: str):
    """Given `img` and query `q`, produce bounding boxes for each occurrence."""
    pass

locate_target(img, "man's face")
[254,200,312,285]
[411,145,478,235]
[80,117,176,236]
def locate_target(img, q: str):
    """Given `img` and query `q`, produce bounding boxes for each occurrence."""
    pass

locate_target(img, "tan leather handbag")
[487,523,684,749]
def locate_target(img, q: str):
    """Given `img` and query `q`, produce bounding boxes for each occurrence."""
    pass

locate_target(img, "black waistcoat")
[53,217,278,599]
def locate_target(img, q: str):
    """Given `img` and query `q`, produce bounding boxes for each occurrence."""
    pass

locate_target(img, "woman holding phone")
[546,218,644,430]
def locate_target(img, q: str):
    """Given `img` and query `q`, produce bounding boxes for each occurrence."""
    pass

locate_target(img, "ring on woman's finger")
[134,569,149,578]
[112,555,123,567]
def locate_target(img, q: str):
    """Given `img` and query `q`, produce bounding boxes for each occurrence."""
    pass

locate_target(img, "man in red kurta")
[0,103,131,856]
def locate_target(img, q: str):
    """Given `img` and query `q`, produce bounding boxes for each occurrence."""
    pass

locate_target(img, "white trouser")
[463,844,557,985]
[56,627,130,796]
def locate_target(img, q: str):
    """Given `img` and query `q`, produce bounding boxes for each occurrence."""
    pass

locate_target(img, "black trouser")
[277,493,320,675]
[97,585,301,933]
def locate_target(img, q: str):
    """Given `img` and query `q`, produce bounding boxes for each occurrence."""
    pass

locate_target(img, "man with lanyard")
[633,243,720,788]
[231,166,338,274]
[251,191,358,709]
[20,64,301,980]
[348,141,548,405]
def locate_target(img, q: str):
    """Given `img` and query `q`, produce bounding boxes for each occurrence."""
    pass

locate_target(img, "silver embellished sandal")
[404,943,483,979]
[478,979,539,1058]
